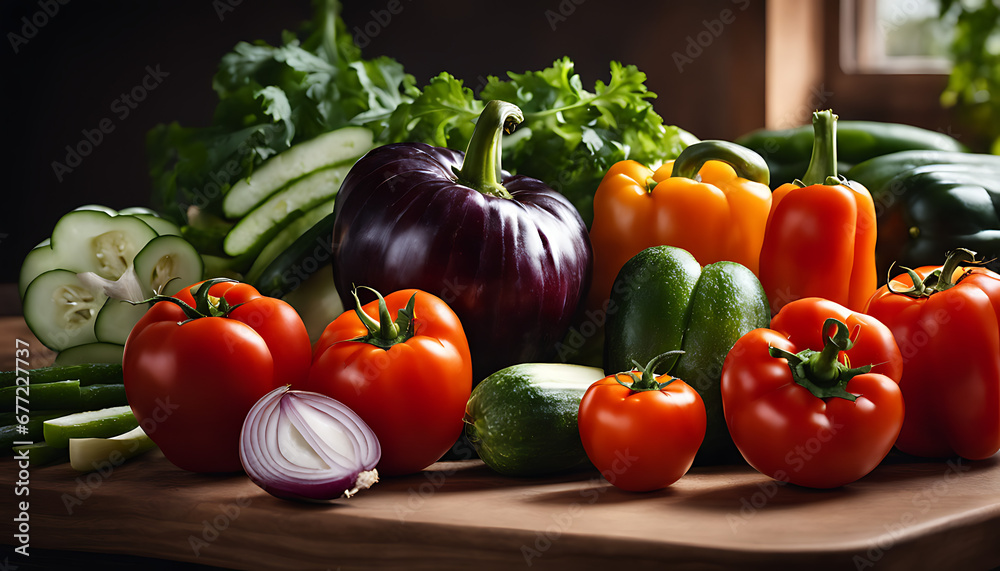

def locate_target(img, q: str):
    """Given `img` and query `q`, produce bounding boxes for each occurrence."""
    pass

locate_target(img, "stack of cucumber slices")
[19,205,204,361]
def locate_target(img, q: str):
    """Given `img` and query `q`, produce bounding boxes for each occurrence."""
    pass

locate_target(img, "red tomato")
[864,249,1000,460]
[721,298,905,488]
[123,279,312,473]
[578,355,706,492]
[302,288,472,476]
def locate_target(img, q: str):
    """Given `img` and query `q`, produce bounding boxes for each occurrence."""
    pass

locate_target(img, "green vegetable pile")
[147,0,692,234]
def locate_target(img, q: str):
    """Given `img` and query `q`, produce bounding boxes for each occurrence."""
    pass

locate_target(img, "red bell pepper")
[864,248,1000,460]
[721,297,904,488]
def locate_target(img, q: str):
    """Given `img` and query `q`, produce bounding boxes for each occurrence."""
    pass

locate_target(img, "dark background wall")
[1,0,767,287]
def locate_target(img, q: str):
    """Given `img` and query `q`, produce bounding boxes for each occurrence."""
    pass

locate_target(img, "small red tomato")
[123,279,312,473]
[302,287,472,476]
[578,352,706,492]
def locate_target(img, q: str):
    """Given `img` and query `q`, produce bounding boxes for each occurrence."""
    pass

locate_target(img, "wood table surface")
[2,316,1000,570]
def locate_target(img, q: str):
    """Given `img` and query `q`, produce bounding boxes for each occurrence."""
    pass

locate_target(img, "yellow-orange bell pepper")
[586,141,772,315]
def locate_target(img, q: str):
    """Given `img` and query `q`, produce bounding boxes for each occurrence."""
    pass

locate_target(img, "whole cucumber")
[604,246,770,465]
[464,363,605,477]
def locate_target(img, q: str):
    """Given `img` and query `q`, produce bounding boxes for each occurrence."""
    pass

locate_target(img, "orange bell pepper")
[586,141,772,315]
[759,110,877,314]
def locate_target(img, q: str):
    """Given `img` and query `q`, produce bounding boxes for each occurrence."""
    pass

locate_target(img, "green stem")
[348,286,416,350]
[798,110,840,187]
[768,318,868,402]
[670,140,771,186]
[886,248,980,299]
[612,351,684,393]
[132,278,242,324]
[454,100,522,199]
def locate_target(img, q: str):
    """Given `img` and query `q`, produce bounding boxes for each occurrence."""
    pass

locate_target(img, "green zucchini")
[13,442,70,467]
[0,380,81,412]
[464,363,605,477]
[847,150,1000,196]
[245,197,335,288]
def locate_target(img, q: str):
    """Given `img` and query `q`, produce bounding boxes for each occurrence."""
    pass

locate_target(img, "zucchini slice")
[223,164,352,257]
[222,126,373,219]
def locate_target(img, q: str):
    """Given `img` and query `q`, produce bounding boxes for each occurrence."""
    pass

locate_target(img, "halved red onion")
[240,386,380,501]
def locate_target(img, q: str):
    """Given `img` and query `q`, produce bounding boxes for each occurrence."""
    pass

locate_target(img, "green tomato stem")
[768,318,868,402]
[349,286,417,350]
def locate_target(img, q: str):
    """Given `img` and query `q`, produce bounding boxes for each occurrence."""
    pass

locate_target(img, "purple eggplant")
[331,100,592,382]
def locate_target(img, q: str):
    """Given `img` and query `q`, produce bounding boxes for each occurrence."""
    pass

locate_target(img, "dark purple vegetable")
[331,100,593,382]
[240,386,380,502]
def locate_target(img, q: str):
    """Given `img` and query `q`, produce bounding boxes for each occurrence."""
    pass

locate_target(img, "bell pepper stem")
[799,110,840,187]
[454,100,523,200]
[670,140,771,186]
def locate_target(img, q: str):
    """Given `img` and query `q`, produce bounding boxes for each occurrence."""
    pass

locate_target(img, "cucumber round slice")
[73,204,119,215]
[133,235,205,296]
[43,405,137,448]
[94,298,149,345]
[22,269,107,351]
[53,342,124,366]
[21,210,158,298]
[127,213,182,236]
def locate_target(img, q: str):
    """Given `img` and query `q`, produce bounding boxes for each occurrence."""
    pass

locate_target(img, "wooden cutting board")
[2,316,1000,570]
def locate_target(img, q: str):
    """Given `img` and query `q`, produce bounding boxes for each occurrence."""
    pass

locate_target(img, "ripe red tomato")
[721,297,904,488]
[302,288,472,476]
[123,279,312,473]
[578,354,706,492]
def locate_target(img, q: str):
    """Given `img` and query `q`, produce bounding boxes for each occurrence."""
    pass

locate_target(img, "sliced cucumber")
[80,384,128,410]
[69,425,156,472]
[245,197,336,286]
[133,234,204,296]
[13,442,70,467]
[222,126,373,219]
[127,213,182,236]
[94,298,148,345]
[22,270,107,351]
[53,342,124,366]
[223,164,352,257]
[43,405,137,448]
[0,411,74,451]
[19,209,158,298]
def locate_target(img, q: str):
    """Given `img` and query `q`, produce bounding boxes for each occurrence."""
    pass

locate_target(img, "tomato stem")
[134,278,243,323]
[349,286,416,350]
[886,248,980,299]
[613,350,683,393]
[768,318,867,401]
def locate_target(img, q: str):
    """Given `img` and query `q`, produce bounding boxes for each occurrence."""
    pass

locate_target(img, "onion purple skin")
[240,386,381,503]
[331,142,593,383]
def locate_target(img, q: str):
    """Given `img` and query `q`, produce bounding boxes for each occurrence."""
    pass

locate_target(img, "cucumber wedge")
[222,126,373,219]
[53,342,124,366]
[0,380,81,412]
[0,362,122,388]
[22,270,107,351]
[223,164,353,257]
[43,405,138,448]
[13,442,70,467]
[245,197,335,287]
[69,425,156,472]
